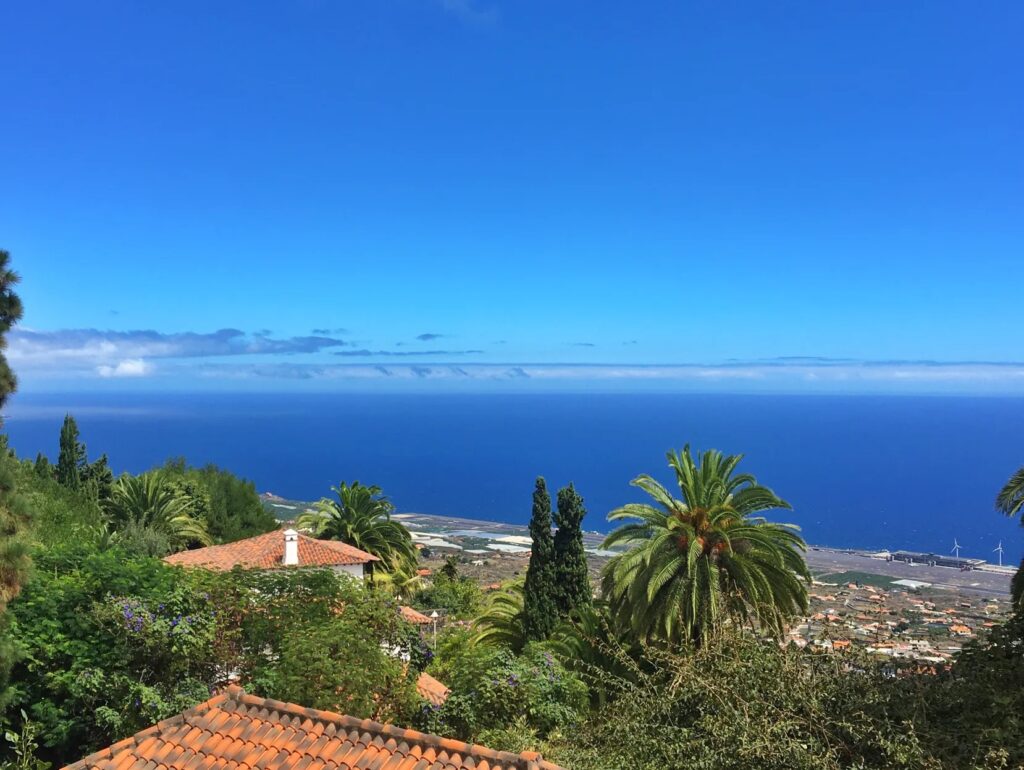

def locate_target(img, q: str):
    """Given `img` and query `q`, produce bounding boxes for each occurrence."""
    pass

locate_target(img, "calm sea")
[6,392,1024,564]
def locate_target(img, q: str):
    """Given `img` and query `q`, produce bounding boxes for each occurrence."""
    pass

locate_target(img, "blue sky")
[2,1,1023,393]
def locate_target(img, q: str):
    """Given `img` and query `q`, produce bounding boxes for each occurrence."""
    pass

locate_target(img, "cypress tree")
[522,477,558,640]
[33,453,51,479]
[56,414,86,490]
[553,483,592,616]
[82,453,114,503]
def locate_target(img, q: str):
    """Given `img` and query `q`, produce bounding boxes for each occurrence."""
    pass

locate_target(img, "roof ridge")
[223,685,558,769]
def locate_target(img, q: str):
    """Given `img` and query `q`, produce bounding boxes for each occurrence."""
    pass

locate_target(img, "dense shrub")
[155,459,277,543]
[419,643,586,743]
[3,547,423,766]
[412,574,482,618]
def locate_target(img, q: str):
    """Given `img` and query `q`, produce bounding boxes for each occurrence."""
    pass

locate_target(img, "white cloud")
[96,359,154,378]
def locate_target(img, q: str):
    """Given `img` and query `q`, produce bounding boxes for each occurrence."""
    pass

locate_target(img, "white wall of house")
[333,563,365,580]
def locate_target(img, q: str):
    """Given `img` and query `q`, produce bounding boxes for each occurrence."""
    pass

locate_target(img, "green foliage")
[262,617,415,722]
[5,545,218,762]
[0,251,23,405]
[105,474,212,551]
[0,251,28,648]
[154,459,276,543]
[995,466,1024,606]
[602,446,809,645]
[3,546,424,766]
[553,484,590,617]
[439,555,460,581]
[1,711,50,770]
[31,456,49,481]
[54,417,85,492]
[472,582,527,652]
[80,455,113,505]
[298,481,416,574]
[419,644,586,744]
[412,573,482,618]
[898,609,1024,767]
[10,461,103,552]
[550,630,927,770]
[523,477,557,641]
[0,454,31,615]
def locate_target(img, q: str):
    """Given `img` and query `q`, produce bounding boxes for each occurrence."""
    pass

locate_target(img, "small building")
[61,685,558,770]
[164,528,377,579]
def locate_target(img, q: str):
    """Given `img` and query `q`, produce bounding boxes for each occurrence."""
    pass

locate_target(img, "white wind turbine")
[994,541,1004,567]
[951,538,962,561]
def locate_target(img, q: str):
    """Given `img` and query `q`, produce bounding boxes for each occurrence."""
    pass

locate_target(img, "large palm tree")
[297,481,416,574]
[601,446,810,645]
[996,466,1024,606]
[105,474,212,550]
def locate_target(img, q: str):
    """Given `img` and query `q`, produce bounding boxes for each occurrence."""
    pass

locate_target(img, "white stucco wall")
[333,563,365,580]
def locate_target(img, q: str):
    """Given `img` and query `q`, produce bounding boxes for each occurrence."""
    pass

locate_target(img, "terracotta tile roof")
[164,530,378,571]
[415,672,451,706]
[399,606,432,625]
[63,685,562,770]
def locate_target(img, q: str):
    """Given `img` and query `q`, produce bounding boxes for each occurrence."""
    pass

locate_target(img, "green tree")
[440,555,460,581]
[0,454,31,614]
[996,466,1024,606]
[104,475,212,551]
[523,477,558,641]
[472,581,527,652]
[549,629,926,770]
[553,484,591,617]
[55,416,85,491]
[601,446,810,645]
[412,573,482,618]
[297,481,416,574]
[264,616,415,723]
[0,250,27,615]
[81,454,114,504]
[420,644,587,744]
[0,250,23,404]
[32,454,51,480]
[155,459,276,543]
[5,545,218,764]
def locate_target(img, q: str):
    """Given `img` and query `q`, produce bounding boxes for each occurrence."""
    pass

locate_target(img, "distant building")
[889,550,985,569]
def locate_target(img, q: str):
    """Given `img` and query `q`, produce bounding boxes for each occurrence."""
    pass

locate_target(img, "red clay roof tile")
[63,687,562,770]
[164,531,377,571]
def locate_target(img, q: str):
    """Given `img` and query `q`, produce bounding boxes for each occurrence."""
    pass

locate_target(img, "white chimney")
[283,529,299,566]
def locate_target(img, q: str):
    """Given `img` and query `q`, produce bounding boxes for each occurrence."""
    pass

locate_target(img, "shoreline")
[263,495,1015,597]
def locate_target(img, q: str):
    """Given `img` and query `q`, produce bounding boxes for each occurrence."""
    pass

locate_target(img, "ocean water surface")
[6,392,1024,564]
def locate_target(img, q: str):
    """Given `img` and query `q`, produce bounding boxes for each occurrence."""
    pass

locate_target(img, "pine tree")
[0,250,27,612]
[523,476,558,640]
[553,483,592,617]
[56,414,86,490]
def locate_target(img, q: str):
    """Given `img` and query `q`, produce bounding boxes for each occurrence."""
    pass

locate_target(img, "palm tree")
[996,466,1024,606]
[601,446,810,645]
[105,474,212,551]
[472,581,528,652]
[297,481,416,575]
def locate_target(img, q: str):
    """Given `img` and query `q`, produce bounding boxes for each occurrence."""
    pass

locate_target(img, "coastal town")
[263,493,1015,661]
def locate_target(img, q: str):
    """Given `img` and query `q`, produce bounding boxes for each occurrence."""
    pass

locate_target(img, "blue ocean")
[5,392,1024,564]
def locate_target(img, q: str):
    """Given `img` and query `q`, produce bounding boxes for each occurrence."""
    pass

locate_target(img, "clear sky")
[2,1,1022,393]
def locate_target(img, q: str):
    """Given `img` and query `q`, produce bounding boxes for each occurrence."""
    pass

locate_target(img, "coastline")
[263,495,1014,598]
